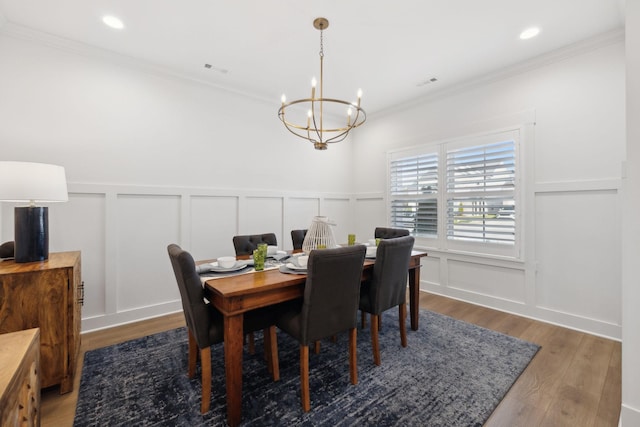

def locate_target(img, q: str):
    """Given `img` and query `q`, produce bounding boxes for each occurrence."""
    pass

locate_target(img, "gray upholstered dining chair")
[374,227,410,239]
[167,244,280,414]
[275,245,366,412]
[232,233,278,256]
[359,235,414,366]
[290,229,307,250]
[231,232,279,352]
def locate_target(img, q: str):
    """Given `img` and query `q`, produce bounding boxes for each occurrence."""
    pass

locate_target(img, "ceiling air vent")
[416,77,438,87]
[203,64,228,74]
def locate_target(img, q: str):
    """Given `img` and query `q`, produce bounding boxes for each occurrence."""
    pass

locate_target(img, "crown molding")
[374,27,625,118]
[0,21,275,106]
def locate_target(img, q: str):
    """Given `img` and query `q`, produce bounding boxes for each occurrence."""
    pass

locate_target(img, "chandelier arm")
[278,105,366,132]
[310,102,323,143]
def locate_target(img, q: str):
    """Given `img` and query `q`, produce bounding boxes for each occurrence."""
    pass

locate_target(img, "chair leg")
[187,329,197,378]
[331,335,337,343]
[300,345,311,412]
[200,346,211,414]
[265,326,280,381]
[371,313,381,366]
[264,329,273,374]
[361,311,367,329]
[399,303,407,347]
[248,331,256,354]
[349,327,358,385]
[314,341,321,354]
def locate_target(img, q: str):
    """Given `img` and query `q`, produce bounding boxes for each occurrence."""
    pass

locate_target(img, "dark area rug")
[74,309,539,426]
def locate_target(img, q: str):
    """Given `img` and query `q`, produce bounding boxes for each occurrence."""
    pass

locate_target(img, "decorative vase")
[302,216,336,254]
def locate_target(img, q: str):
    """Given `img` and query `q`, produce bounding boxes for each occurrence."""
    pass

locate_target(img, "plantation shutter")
[445,140,516,244]
[389,153,438,236]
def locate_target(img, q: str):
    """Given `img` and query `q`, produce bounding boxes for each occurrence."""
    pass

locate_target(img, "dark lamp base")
[15,206,49,263]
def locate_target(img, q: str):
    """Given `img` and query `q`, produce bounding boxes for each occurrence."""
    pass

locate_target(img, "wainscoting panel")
[243,196,284,247]
[354,196,385,243]
[420,255,441,288]
[323,198,352,245]
[50,193,107,318]
[285,197,320,249]
[447,259,526,303]
[189,195,238,260]
[115,194,181,312]
[535,189,621,325]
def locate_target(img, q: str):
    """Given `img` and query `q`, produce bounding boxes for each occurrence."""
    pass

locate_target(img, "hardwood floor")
[41,293,621,426]
[420,293,621,427]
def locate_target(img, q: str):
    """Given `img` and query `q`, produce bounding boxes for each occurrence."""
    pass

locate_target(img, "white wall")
[352,33,625,339]
[622,1,640,424]
[0,31,355,331]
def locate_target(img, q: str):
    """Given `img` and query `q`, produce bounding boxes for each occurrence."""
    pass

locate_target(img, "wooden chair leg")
[361,311,367,329]
[349,327,358,385]
[371,313,381,366]
[300,345,310,412]
[248,331,256,354]
[265,326,280,381]
[187,329,197,378]
[399,303,407,347]
[264,328,273,374]
[314,341,321,354]
[331,335,337,343]
[200,346,211,414]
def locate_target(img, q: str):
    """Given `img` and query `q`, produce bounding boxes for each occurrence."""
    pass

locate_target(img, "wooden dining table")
[201,249,427,427]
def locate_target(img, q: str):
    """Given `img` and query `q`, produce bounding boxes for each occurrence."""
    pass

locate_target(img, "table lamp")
[0,161,68,263]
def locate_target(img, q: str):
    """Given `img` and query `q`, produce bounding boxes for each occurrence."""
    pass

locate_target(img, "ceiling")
[0,1,626,114]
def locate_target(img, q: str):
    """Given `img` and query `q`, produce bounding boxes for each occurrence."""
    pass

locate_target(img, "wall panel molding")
[56,182,354,333]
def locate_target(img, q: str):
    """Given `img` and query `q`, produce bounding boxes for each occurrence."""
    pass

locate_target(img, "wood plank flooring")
[40,293,621,426]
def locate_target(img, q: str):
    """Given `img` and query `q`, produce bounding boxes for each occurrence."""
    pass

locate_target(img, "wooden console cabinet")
[0,328,40,426]
[0,251,82,394]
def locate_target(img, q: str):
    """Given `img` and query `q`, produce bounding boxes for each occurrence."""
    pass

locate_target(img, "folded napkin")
[271,251,290,261]
[195,263,214,274]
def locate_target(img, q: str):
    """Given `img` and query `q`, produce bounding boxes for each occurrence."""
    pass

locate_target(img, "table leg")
[409,265,421,331]
[224,313,244,427]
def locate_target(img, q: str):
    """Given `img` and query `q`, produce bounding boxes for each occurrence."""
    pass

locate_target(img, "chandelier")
[278,18,366,150]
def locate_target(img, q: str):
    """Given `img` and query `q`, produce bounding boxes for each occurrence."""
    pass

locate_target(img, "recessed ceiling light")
[102,15,124,30]
[519,27,540,40]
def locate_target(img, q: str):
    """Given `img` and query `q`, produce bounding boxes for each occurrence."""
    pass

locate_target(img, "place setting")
[196,256,252,278]
[279,254,308,275]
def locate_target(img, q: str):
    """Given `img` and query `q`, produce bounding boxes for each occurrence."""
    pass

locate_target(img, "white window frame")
[387,128,522,260]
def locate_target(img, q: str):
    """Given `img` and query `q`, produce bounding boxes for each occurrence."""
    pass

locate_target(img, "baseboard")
[421,286,621,341]
[621,404,640,426]
[81,301,183,333]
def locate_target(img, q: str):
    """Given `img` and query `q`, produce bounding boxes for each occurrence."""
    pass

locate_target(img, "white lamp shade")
[0,161,68,203]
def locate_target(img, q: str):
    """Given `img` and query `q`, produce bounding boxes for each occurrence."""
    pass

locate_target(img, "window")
[388,129,520,257]
[389,152,438,236]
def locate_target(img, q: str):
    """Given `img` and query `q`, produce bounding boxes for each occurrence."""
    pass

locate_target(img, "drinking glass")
[253,249,265,271]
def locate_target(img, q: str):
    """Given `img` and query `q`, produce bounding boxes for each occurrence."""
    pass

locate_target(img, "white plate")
[286,262,307,271]
[279,265,306,275]
[209,261,248,272]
